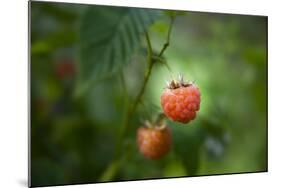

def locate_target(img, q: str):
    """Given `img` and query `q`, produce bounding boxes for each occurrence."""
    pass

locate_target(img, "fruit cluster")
[137,76,201,160]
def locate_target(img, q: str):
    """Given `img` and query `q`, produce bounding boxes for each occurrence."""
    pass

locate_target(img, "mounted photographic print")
[29,1,268,187]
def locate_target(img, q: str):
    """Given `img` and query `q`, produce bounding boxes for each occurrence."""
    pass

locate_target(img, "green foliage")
[31,30,77,54]
[38,3,79,22]
[164,10,187,18]
[150,20,170,35]
[77,6,161,96]
[30,2,267,187]
[173,125,203,175]
[32,159,65,186]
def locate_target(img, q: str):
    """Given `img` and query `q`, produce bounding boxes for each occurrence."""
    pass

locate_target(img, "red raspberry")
[137,124,172,160]
[55,58,75,79]
[161,77,201,123]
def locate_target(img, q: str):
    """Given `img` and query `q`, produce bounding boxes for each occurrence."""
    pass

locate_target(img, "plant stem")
[99,32,154,181]
[99,17,175,181]
[130,32,153,115]
[131,62,153,114]
[118,31,154,151]
[158,17,174,57]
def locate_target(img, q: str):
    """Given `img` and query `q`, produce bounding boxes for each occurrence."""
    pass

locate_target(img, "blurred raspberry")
[137,124,172,160]
[55,58,75,79]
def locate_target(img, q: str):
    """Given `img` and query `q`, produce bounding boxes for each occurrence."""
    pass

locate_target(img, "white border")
[1,0,281,187]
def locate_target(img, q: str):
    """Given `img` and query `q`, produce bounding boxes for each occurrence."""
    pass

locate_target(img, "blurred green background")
[30,2,267,187]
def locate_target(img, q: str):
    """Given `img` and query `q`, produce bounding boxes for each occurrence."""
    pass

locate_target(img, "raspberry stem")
[119,31,154,142]
[154,112,167,125]
[100,16,175,181]
[130,15,175,116]
[99,31,155,182]
[158,16,174,57]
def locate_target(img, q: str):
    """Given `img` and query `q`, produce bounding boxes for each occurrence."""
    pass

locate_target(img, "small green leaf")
[76,6,161,96]
[150,20,169,35]
[164,10,187,18]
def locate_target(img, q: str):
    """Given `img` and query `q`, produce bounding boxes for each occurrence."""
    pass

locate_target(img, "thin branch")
[114,35,154,157]
[158,17,175,57]
[99,32,155,181]
[130,31,154,114]
[100,17,176,181]
[145,31,153,57]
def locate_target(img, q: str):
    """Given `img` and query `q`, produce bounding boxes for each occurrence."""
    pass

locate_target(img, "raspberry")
[55,58,75,79]
[161,76,201,123]
[137,124,172,160]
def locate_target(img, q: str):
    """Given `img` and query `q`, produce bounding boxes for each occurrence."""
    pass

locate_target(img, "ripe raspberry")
[161,76,201,123]
[137,124,172,160]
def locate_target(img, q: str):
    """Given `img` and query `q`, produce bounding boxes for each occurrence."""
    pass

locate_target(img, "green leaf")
[150,20,169,35]
[77,6,161,96]
[164,10,187,18]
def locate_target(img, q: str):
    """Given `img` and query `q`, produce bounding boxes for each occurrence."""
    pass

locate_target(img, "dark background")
[30,2,267,187]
